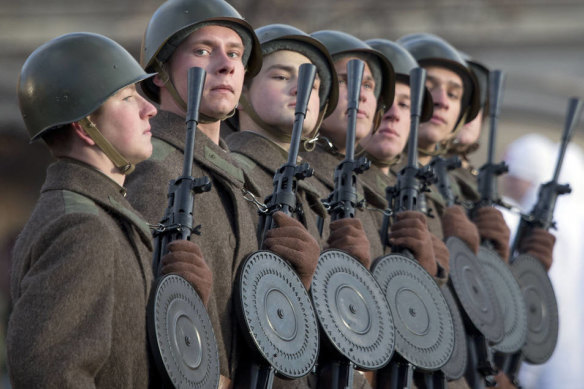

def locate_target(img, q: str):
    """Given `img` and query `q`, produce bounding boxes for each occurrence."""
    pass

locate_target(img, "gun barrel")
[552,97,583,183]
[486,70,505,165]
[406,67,426,169]
[288,63,317,165]
[345,59,365,161]
[182,67,206,178]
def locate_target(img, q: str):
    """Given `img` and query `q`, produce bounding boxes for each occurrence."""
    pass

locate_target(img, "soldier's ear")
[71,121,97,147]
[153,73,166,88]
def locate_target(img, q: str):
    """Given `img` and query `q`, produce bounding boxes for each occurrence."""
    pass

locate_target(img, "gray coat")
[125,110,261,380]
[8,159,154,388]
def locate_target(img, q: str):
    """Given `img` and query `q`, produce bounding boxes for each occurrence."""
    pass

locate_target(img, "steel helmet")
[398,33,481,125]
[141,0,262,104]
[18,32,154,141]
[366,38,433,122]
[311,30,395,113]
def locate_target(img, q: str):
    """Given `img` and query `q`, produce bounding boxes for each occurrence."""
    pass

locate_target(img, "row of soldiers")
[6,0,559,388]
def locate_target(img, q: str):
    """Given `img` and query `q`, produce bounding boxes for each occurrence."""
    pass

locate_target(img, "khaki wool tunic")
[125,110,260,381]
[8,159,155,388]
[300,143,385,260]
[226,131,372,389]
[226,131,330,246]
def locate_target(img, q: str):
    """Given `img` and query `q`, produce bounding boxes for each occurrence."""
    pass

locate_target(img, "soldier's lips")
[210,84,234,93]
[430,115,447,124]
[378,128,398,138]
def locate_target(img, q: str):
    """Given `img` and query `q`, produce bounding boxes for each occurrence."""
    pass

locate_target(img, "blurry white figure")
[500,133,584,389]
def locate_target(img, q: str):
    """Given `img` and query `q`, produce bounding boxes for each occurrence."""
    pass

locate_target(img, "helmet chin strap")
[239,92,326,152]
[79,117,135,175]
[418,109,469,157]
[153,59,236,123]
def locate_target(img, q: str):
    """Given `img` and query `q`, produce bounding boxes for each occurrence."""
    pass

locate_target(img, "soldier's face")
[91,84,157,163]
[456,108,484,145]
[245,50,321,136]
[360,82,411,162]
[321,56,377,152]
[164,25,246,118]
[418,66,463,150]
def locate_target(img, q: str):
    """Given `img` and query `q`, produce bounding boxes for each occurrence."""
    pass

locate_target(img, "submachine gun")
[495,97,583,387]
[470,70,528,388]
[371,68,455,389]
[430,143,505,383]
[234,63,320,389]
[311,59,395,388]
[147,67,220,389]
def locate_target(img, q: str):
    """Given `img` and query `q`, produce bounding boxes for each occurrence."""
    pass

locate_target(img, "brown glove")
[161,240,213,307]
[389,211,437,277]
[518,228,555,271]
[441,205,480,254]
[327,218,371,269]
[472,207,511,261]
[263,211,320,290]
[431,233,450,276]
[494,371,518,389]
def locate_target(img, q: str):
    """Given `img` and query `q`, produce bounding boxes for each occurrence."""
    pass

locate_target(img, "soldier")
[356,38,458,274]
[446,55,555,271]
[397,34,506,265]
[126,1,321,387]
[298,30,393,265]
[7,32,209,387]
[225,23,373,388]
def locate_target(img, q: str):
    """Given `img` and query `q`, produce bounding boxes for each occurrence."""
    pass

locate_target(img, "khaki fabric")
[449,166,480,204]
[226,131,329,246]
[125,110,260,380]
[300,144,385,260]
[8,159,154,388]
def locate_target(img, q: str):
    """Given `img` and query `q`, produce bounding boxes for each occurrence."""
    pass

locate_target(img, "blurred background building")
[1,0,584,387]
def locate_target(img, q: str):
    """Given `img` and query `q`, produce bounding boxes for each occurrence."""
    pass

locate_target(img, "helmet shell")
[311,30,395,112]
[18,32,154,141]
[398,33,480,124]
[366,38,433,122]
[140,0,261,102]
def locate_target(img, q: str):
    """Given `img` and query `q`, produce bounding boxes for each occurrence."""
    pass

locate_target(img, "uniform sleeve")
[7,215,116,388]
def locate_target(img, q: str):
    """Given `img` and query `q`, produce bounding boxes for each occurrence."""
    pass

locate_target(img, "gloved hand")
[161,240,213,307]
[494,371,518,389]
[518,228,555,271]
[472,207,510,261]
[431,233,450,276]
[327,218,371,269]
[441,205,480,254]
[389,211,437,277]
[263,211,320,290]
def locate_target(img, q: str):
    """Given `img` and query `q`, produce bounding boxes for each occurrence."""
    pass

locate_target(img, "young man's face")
[418,66,463,150]
[158,25,246,119]
[321,56,378,151]
[245,50,321,136]
[360,81,410,162]
[456,107,484,146]
[91,84,157,164]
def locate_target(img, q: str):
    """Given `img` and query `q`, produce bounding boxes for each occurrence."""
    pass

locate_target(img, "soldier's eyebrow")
[426,74,463,91]
[192,39,244,51]
[265,64,296,73]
